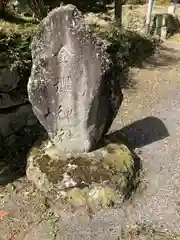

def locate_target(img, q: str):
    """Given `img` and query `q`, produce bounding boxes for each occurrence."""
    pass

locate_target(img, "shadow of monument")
[110,116,170,150]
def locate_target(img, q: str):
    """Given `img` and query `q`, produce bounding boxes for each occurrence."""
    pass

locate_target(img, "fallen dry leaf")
[0,210,9,220]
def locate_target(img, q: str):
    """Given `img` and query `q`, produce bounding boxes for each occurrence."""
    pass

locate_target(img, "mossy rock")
[27,137,140,213]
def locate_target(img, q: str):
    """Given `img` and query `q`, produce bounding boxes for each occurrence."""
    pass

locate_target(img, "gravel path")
[113,39,180,234]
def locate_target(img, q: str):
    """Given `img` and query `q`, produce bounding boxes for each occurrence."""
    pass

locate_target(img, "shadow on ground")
[145,44,180,68]
[110,116,170,149]
[0,122,47,186]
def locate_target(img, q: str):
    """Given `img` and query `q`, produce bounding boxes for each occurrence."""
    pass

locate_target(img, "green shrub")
[0,21,37,91]
[88,22,159,88]
[90,22,158,70]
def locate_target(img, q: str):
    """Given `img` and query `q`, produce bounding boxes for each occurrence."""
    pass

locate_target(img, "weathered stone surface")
[28,4,123,154]
[0,69,20,92]
[26,136,139,213]
[0,105,37,137]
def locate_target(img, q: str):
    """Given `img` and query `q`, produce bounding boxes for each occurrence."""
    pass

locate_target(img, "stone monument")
[27,4,123,155]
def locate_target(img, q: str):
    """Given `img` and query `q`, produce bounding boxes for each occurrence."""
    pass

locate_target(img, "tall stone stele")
[28,4,123,154]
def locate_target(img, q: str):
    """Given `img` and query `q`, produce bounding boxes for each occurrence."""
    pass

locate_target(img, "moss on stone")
[68,156,111,185]
[34,141,135,191]
[37,152,66,184]
[87,186,116,210]
[27,137,140,212]
[67,188,87,207]
[104,143,133,173]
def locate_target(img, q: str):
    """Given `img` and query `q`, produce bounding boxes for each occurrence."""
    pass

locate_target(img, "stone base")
[26,135,140,214]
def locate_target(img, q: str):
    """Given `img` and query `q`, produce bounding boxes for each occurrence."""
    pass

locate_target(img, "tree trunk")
[0,0,8,18]
[115,0,122,25]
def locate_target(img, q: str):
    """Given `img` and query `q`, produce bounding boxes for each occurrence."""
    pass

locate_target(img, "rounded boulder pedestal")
[26,136,140,214]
